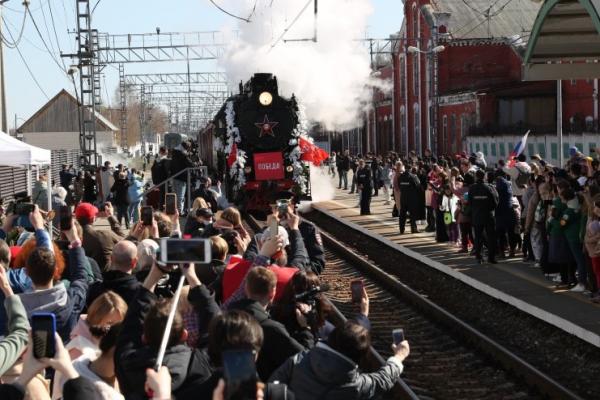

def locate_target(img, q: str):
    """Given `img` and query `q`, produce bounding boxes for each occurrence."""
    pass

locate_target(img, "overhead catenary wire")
[208,0,253,23]
[454,0,515,38]
[0,2,28,48]
[46,0,68,70]
[3,17,50,100]
[91,0,103,14]
[38,0,57,54]
[270,0,313,49]
[26,6,68,74]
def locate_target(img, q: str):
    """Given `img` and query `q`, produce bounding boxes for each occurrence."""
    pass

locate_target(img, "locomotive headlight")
[244,166,252,174]
[259,91,273,106]
[286,165,294,172]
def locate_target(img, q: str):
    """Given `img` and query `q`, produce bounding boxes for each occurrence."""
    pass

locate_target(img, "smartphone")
[276,199,289,216]
[15,203,35,216]
[160,238,210,264]
[165,193,177,215]
[269,216,279,238]
[393,328,405,345]
[31,313,56,359]
[59,205,72,231]
[222,349,257,400]
[350,279,364,303]
[141,206,154,226]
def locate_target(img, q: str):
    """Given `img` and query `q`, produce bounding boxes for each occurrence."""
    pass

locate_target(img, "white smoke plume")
[297,165,337,212]
[221,0,387,131]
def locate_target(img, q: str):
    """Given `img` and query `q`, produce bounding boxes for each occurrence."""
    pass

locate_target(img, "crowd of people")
[330,146,600,301]
[0,158,411,399]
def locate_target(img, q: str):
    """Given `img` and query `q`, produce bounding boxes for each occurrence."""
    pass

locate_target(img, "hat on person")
[196,208,213,218]
[260,226,290,247]
[569,146,579,157]
[137,239,159,271]
[75,202,99,220]
[531,154,542,161]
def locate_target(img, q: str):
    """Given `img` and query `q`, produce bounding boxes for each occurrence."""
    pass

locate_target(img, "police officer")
[469,169,499,264]
[356,159,373,215]
[398,162,421,234]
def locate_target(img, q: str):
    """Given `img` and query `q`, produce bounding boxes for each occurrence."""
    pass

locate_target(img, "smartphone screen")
[31,313,56,359]
[350,280,364,303]
[59,205,72,231]
[160,238,210,264]
[165,193,177,215]
[141,206,153,226]
[222,350,257,400]
[392,328,405,345]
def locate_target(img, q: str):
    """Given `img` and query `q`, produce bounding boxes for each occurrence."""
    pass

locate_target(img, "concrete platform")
[311,183,600,348]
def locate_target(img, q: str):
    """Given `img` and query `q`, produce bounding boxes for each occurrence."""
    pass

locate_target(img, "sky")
[2,0,404,129]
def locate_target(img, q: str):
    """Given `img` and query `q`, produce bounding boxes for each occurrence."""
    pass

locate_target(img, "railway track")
[244,215,582,399]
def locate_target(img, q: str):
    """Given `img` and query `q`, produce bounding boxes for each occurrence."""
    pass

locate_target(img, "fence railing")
[142,166,208,210]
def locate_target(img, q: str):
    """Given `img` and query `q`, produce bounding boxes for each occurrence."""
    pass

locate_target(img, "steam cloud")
[221,0,386,131]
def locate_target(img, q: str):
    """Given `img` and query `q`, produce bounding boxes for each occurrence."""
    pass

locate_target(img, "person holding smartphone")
[18,206,90,342]
[0,242,29,376]
[269,320,409,399]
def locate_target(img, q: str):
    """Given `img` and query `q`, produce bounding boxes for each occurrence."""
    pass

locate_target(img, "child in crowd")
[440,185,459,246]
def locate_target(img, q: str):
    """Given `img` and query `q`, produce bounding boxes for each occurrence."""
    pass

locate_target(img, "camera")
[294,284,329,329]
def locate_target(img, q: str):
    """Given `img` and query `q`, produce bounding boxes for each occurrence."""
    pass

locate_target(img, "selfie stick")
[154,274,186,371]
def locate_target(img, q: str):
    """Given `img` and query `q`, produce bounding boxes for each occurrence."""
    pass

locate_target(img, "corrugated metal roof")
[432,0,541,41]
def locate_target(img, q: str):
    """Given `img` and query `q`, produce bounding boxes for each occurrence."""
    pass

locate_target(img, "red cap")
[75,202,98,220]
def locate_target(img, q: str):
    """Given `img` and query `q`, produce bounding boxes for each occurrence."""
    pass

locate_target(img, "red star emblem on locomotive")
[255,115,279,137]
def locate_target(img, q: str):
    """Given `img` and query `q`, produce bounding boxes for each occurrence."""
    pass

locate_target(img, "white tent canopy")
[0,132,53,239]
[0,131,51,167]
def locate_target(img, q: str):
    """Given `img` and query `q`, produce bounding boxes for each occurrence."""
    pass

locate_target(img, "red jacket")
[222,258,298,303]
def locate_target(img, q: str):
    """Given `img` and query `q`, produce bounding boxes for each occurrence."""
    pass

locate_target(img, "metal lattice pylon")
[118,63,127,149]
[76,0,98,166]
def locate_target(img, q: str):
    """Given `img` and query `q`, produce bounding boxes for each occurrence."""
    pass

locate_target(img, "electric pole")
[0,1,9,133]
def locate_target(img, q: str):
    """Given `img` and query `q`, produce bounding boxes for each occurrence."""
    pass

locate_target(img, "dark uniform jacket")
[170,149,195,182]
[398,171,422,215]
[469,181,499,224]
[228,298,314,381]
[151,157,170,186]
[336,155,350,171]
[298,221,326,275]
[356,167,372,189]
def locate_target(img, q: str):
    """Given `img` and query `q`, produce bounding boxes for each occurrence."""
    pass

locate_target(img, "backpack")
[515,166,530,189]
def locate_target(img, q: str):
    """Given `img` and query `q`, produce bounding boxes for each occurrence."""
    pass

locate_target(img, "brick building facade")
[365,0,599,164]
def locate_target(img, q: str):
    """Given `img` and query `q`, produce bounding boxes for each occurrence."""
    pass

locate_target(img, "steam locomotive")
[198,73,311,218]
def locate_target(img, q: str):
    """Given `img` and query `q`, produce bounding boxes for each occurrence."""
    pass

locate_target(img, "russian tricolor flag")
[508,130,530,167]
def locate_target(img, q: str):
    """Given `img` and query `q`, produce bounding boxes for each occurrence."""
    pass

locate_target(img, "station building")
[364,0,599,165]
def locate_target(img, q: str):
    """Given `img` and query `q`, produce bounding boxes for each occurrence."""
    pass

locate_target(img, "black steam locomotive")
[198,73,311,217]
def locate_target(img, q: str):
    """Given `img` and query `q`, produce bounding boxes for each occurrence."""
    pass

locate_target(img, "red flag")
[299,137,329,166]
[227,143,238,167]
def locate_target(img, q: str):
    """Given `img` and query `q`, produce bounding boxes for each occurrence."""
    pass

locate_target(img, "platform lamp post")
[407,45,445,156]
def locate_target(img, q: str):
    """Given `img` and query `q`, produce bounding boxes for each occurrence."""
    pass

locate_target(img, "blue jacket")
[128,177,144,203]
[16,229,89,342]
